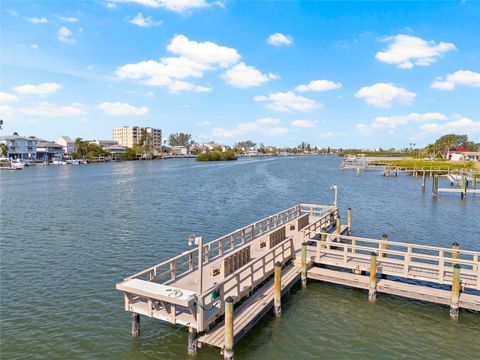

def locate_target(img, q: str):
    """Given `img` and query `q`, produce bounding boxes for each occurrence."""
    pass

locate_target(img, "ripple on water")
[1,157,479,359]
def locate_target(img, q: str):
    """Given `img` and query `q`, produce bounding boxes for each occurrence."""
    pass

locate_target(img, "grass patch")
[369,159,476,170]
[196,151,238,162]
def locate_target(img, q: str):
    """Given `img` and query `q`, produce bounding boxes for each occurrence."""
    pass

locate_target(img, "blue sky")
[1,0,479,148]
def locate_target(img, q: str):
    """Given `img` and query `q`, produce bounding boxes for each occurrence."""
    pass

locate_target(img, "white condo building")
[112,126,162,151]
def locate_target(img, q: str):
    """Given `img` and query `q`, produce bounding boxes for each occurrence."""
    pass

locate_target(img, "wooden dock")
[116,203,479,358]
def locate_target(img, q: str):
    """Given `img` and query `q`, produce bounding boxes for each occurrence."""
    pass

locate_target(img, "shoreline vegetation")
[369,159,477,170]
[196,151,238,162]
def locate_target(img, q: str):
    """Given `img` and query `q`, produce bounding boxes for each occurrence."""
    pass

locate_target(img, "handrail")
[200,237,294,296]
[125,203,314,281]
[317,241,478,268]
[315,233,480,257]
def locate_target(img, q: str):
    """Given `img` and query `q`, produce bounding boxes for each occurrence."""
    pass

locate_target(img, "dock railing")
[124,204,307,285]
[197,237,295,331]
[301,208,339,241]
[124,203,330,286]
[308,233,480,290]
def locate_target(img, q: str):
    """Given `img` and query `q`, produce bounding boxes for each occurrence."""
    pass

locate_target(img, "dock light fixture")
[330,185,338,208]
[187,234,204,295]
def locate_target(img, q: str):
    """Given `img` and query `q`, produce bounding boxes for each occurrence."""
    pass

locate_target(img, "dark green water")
[1,156,479,359]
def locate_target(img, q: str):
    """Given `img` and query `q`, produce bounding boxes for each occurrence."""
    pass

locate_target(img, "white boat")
[10,159,25,169]
[66,159,80,165]
[52,160,67,165]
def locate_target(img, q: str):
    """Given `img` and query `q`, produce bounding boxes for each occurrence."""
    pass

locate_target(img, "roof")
[58,136,74,142]
[450,147,469,152]
[105,145,126,150]
[37,141,63,148]
[0,135,38,141]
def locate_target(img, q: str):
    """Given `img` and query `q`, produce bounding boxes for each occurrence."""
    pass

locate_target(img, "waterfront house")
[104,145,127,155]
[0,135,38,160]
[56,136,77,155]
[36,141,64,161]
[90,139,119,148]
[449,147,480,161]
[170,146,188,155]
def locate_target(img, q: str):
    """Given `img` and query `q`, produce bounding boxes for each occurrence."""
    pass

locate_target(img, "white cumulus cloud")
[129,13,162,27]
[420,117,480,133]
[59,16,79,23]
[0,92,18,103]
[115,34,240,92]
[430,70,480,90]
[295,80,342,92]
[107,0,212,13]
[291,119,319,128]
[98,102,149,116]
[355,83,416,107]
[0,105,15,121]
[222,63,278,88]
[13,82,62,96]
[57,26,74,43]
[254,91,318,112]
[25,17,48,24]
[375,34,455,69]
[267,33,293,46]
[20,102,86,117]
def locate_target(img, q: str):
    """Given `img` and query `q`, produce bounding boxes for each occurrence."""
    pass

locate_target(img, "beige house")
[112,126,162,151]
[56,136,76,155]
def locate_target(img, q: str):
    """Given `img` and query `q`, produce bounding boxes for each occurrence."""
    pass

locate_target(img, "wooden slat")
[198,265,300,348]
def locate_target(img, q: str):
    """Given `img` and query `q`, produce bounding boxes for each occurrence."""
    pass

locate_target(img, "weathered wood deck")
[116,204,339,331]
[198,264,300,349]
[116,203,479,357]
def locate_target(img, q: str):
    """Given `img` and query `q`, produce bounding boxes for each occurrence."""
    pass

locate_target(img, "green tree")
[431,134,476,159]
[168,133,194,147]
[235,140,256,150]
[71,138,108,160]
[0,143,7,157]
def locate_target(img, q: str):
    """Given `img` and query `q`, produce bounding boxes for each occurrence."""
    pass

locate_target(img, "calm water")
[1,156,479,360]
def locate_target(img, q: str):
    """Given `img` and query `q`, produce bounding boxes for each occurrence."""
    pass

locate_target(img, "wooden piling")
[224,297,234,360]
[274,262,282,317]
[452,242,459,265]
[461,176,467,199]
[301,242,307,287]
[422,170,426,188]
[432,174,438,195]
[356,167,360,176]
[347,208,352,235]
[131,313,140,337]
[380,234,388,258]
[369,252,378,302]
[336,216,342,235]
[188,326,198,354]
[321,228,327,242]
[450,264,461,319]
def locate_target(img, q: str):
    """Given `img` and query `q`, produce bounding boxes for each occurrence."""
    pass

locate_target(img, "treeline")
[196,151,238,161]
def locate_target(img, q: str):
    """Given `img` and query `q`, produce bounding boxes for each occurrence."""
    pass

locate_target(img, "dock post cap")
[453,264,461,269]
[452,242,460,246]
[348,207,352,210]
[382,234,388,238]
[371,252,378,257]
[301,242,307,246]
[275,261,282,267]
[225,296,233,303]
[321,227,326,231]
